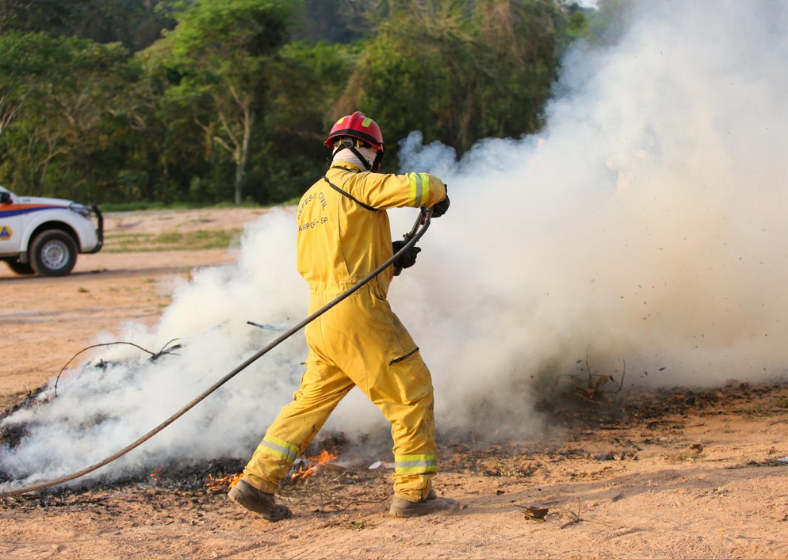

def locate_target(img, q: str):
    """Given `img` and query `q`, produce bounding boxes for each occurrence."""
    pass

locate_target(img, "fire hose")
[0,208,433,498]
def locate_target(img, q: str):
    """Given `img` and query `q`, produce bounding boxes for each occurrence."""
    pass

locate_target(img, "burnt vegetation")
[2,376,787,503]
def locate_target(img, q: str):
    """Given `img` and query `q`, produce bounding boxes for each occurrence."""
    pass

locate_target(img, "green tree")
[257,40,357,202]
[0,31,130,199]
[0,0,175,53]
[150,0,297,204]
[0,0,591,206]
[293,0,363,44]
[337,0,566,165]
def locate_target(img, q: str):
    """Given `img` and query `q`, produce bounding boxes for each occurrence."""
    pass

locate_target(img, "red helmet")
[325,111,385,152]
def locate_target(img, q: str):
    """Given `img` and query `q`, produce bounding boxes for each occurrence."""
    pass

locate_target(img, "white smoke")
[400,0,788,413]
[3,0,788,488]
[1,210,313,487]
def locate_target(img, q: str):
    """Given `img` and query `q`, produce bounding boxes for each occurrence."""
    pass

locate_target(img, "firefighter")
[229,111,456,520]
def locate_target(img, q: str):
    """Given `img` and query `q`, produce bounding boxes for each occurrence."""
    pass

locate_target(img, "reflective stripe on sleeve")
[419,173,431,206]
[408,173,420,207]
[257,435,299,463]
[394,453,437,474]
[407,173,431,207]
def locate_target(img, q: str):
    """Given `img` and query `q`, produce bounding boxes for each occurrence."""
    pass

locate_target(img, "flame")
[150,467,164,484]
[290,449,338,481]
[205,472,243,493]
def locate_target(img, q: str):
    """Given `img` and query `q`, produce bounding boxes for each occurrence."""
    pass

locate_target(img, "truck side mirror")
[0,192,11,204]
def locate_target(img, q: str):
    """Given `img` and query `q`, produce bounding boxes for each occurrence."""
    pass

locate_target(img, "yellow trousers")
[243,286,437,502]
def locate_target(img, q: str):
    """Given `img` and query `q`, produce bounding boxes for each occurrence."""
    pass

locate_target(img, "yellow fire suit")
[242,163,447,502]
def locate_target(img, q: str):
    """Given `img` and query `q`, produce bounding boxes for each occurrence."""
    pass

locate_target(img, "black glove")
[431,195,450,218]
[392,240,421,275]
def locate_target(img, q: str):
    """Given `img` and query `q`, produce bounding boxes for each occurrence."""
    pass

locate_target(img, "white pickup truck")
[0,186,103,276]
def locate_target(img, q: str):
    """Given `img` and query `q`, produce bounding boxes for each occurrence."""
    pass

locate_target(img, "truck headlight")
[69,203,90,217]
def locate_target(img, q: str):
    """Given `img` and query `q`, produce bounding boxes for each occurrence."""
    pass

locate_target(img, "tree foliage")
[0,31,131,199]
[0,0,175,52]
[347,0,567,165]
[0,0,598,205]
[159,0,296,204]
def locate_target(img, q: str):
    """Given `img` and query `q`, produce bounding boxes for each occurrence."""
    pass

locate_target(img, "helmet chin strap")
[335,138,372,171]
[330,138,384,172]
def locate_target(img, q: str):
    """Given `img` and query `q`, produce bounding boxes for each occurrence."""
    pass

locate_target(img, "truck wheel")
[3,259,35,275]
[30,230,78,277]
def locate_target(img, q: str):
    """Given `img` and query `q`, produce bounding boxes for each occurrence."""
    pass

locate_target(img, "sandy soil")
[0,208,263,405]
[2,209,788,559]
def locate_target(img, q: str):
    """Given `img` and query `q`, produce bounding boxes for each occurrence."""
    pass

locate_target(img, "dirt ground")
[2,208,788,560]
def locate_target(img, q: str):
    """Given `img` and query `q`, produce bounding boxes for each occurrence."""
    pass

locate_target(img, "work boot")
[389,489,459,518]
[228,479,292,522]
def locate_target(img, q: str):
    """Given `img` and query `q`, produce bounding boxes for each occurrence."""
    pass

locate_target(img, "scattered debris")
[540,381,786,435]
[690,443,704,453]
[552,501,620,530]
[246,321,287,331]
[570,466,613,480]
[558,502,584,529]
[516,505,549,521]
[484,460,538,477]
[557,351,627,404]
[739,458,788,468]
[368,461,394,470]
[665,449,704,463]
[594,451,628,461]
[723,380,750,392]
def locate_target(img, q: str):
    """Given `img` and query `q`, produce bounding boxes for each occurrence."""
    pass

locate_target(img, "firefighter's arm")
[346,171,447,210]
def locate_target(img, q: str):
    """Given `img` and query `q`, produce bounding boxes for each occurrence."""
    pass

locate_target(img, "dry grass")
[103,228,243,253]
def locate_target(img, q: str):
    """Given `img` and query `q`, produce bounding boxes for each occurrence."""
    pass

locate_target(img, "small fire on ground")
[290,450,339,482]
[205,472,243,493]
[199,450,339,492]
[150,467,164,484]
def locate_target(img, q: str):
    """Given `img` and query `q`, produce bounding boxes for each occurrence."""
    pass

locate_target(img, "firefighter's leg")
[242,350,353,493]
[322,292,438,502]
[370,349,437,502]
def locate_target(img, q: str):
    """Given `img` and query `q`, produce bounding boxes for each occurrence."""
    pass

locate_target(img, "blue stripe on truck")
[0,205,65,218]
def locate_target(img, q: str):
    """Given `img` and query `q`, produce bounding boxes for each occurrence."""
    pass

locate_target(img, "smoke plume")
[3,0,788,488]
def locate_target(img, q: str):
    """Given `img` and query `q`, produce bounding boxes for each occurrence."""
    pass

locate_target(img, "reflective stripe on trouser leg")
[395,454,437,474]
[257,435,299,462]
[243,349,354,494]
[243,434,300,494]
